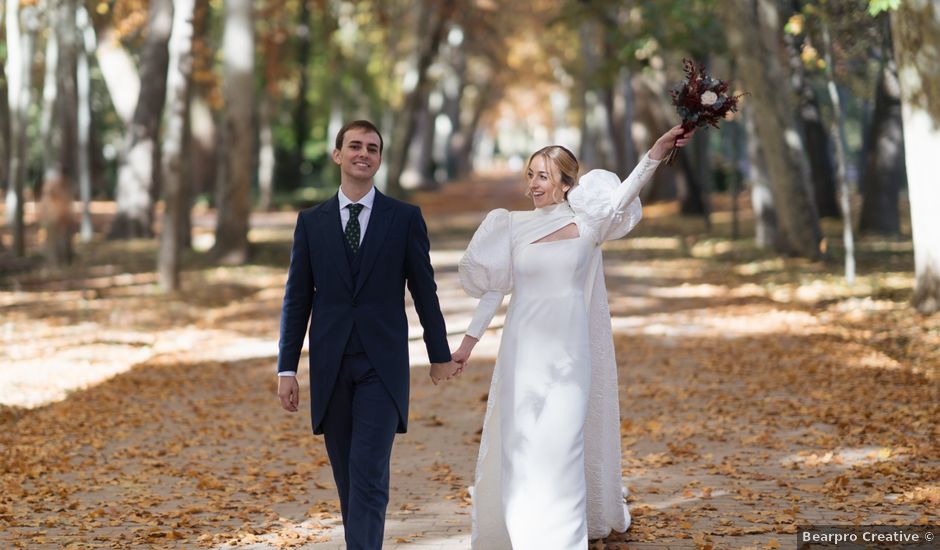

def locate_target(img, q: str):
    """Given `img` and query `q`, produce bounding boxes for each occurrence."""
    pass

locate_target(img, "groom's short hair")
[335,120,384,154]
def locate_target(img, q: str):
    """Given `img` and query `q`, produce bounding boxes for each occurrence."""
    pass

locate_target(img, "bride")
[451,125,694,549]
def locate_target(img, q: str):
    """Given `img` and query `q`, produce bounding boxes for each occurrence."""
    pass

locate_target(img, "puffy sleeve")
[459,209,512,339]
[568,152,661,243]
[458,208,512,298]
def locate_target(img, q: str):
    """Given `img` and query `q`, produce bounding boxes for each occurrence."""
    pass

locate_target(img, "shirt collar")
[338,185,376,211]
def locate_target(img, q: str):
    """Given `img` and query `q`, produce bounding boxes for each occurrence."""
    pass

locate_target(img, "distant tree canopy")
[1,0,936,310]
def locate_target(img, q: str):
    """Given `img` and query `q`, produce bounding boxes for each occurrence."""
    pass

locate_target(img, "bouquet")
[665,58,744,165]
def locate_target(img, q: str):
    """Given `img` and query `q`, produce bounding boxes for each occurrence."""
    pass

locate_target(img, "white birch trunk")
[892,0,940,313]
[76,3,95,242]
[5,2,39,256]
[821,22,855,285]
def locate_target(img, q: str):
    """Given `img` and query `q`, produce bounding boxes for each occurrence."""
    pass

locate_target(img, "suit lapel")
[354,190,396,296]
[317,194,354,294]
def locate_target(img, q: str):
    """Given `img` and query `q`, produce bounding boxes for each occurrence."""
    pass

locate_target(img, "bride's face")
[526,156,569,209]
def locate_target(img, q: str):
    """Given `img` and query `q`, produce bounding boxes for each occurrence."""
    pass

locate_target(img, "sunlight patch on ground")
[645,282,766,300]
[639,488,732,510]
[610,305,822,339]
[0,327,277,408]
[780,446,906,470]
[765,273,913,304]
[605,261,707,280]
[690,239,736,258]
[214,517,337,549]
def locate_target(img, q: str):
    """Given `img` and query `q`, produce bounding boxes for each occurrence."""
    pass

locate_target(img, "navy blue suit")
[277,189,451,548]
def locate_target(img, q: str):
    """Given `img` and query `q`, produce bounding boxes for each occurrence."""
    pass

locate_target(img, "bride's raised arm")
[610,125,694,212]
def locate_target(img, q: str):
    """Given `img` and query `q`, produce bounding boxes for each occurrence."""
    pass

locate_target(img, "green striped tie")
[345,203,364,254]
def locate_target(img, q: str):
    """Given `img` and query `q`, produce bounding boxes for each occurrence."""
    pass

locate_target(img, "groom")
[276,120,461,549]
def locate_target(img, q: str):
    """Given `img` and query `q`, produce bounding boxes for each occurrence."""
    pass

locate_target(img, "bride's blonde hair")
[524,145,580,201]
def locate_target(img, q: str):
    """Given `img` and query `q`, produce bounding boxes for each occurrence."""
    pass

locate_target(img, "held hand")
[650,124,696,161]
[278,375,300,412]
[450,335,478,372]
[430,361,462,385]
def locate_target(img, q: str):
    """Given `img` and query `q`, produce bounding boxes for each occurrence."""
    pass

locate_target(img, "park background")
[1,0,938,548]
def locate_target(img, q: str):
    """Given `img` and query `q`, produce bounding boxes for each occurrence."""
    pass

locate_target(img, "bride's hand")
[650,125,696,160]
[450,335,478,373]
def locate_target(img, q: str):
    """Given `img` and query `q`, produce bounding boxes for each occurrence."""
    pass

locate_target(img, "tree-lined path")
[2,171,937,549]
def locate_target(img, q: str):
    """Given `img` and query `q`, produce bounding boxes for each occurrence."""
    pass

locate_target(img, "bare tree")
[891,0,940,313]
[109,0,172,239]
[212,0,254,264]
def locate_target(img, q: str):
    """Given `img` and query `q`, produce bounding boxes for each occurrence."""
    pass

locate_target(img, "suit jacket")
[277,189,451,434]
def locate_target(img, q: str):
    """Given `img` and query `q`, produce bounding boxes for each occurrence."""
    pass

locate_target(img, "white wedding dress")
[458,154,661,549]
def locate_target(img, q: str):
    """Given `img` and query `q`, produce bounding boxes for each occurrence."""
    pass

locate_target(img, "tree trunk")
[94,25,139,126]
[720,0,823,258]
[859,24,905,235]
[411,100,436,189]
[257,92,275,210]
[783,12,839,218]
[158,0,197,291]
[293,0,311,187]
[177,0,212,250]
[5,2,39,257]
[454,81,494,180]
[619,68,638,172]
[820,22,856,284]
[187,92,216,214]
[1,5,9,223]
[76,2,95,242]
[386,0,453,197]
[37,1,76,265]
[109,0,172,239]
[212,0,254,265]
[678,127,711,225]
[891,0,940,313]
[40,3,61,179]
[744,108,780,249]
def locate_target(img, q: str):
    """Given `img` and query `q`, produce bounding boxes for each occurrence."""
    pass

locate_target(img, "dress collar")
[533,201,573,217]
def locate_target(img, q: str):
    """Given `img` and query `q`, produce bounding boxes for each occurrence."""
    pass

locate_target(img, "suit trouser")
[322,352,398,550]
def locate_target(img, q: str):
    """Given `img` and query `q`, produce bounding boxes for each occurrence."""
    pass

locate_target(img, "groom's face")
[333,128,382,182]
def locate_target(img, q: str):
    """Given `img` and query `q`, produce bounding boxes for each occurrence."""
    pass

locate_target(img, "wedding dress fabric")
[459,154,661,549]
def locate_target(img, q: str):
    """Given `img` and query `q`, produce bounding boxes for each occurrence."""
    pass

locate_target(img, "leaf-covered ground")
[1,175,937,549]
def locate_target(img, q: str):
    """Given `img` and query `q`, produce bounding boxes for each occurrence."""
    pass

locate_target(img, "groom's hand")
[429,361,461,385]
[278,375,300,412]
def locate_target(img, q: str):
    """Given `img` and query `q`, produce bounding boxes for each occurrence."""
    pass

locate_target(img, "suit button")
[352,299,358,308]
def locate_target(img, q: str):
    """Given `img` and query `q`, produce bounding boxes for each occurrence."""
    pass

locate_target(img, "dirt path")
[1,172,938,549]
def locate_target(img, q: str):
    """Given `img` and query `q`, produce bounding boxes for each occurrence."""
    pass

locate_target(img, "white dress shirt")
[279,185,376,377]
[337,185,375,247]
